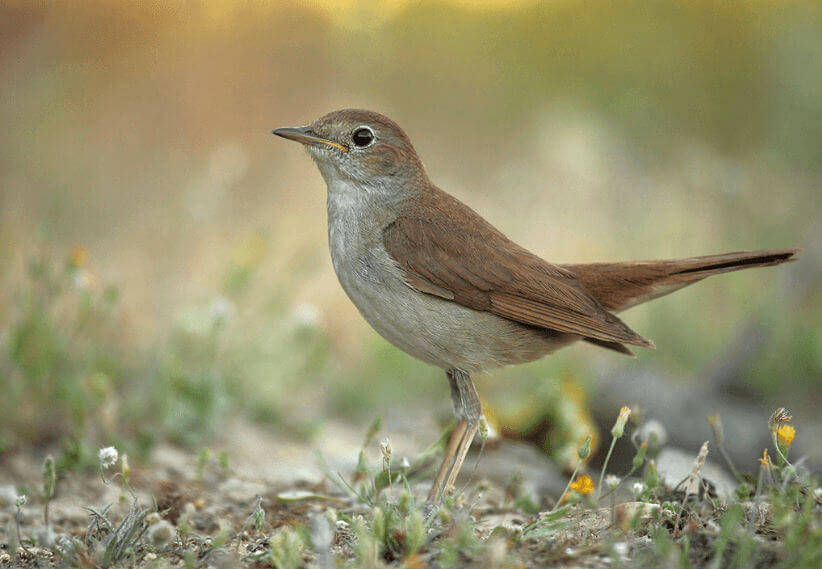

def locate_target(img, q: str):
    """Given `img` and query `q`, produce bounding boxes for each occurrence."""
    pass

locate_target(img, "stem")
[551,463,582,513]
[598,456,646,502]
[16,506,31,555]
[597,436,618,500]
[771,432,797,488]
[771,432,791,467]
[717,443,742,482]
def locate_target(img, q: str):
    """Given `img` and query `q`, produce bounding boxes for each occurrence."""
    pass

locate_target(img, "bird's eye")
[352,127,374,147]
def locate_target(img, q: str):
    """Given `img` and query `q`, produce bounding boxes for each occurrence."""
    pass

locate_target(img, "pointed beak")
[271,126,348,152]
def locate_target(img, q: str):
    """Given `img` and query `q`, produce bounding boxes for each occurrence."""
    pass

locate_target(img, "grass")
[2,406,820,568]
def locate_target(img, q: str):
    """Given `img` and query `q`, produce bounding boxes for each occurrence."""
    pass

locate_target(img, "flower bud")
[768,408,792,435]
[611,406,632,439]
[577,435,593,461]
[707,414,724,446]
[42,455,56,501]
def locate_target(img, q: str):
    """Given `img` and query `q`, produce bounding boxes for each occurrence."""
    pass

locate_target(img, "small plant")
[598,405,632,499]
[269,527,306,569]
[15,493,30,555]
[519,506,573,541]
[317,419,489,567]
[552,434,592,511]
[84,500,151,567]
[42,454,56,527]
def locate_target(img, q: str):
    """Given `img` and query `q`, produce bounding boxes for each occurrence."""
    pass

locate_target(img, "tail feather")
[564,248,798,313]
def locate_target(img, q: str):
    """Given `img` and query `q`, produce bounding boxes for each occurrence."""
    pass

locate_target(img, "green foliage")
[1,250,129,457]
[772,487,822,569]
[83,500,152,568]
[0,247,336,467]
[269,527,306,569]
[519,506,573,541]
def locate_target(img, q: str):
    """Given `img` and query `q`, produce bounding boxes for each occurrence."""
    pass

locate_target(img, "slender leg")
[427,418,467,502]
[443,419,480,495]
[427,371,467,502]
[427,369,482,503]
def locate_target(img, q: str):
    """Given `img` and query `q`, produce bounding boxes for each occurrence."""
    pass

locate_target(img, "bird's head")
[273,109,428,191]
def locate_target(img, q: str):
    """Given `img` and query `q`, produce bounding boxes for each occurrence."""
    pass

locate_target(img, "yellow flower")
[777,424,796,448]
[758,449,770,467]
[569,474,594,495]
[70,245,87,267]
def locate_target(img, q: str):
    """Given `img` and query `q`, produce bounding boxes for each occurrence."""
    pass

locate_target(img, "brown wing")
[383,187,654,349]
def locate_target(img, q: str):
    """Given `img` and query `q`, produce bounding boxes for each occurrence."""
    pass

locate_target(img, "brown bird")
[273,109,797,503]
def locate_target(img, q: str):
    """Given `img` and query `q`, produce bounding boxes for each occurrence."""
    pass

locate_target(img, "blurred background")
[1,0,820,476]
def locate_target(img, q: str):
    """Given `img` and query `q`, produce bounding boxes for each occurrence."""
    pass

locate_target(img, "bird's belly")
[331,248,571,372]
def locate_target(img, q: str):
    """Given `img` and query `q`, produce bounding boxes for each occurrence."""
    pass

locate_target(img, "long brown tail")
[564,248,799,313]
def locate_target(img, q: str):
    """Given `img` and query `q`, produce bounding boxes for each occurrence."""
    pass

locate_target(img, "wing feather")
[383,188,654,348]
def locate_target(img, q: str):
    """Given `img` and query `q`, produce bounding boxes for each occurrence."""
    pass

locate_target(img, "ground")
[1,415,820,569]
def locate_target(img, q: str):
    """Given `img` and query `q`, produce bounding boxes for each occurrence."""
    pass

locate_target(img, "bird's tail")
[564,248,799,313]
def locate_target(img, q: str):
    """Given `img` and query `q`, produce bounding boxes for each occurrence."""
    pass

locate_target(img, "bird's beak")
[271,126,348,152]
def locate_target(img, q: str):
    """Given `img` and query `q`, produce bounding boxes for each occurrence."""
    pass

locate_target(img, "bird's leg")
[442,370,481,496]
[426,370,467,502]
[427,369,482,503]
[427,417,467,502]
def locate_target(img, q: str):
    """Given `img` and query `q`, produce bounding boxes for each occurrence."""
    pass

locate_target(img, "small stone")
[276,490,334,503]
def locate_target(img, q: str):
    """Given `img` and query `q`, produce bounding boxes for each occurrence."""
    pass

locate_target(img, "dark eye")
[352,127,374,147]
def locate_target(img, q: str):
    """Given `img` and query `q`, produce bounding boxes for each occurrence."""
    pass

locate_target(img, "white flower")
[399,457,411,470]
[291,301,321,326]
[72,270,92,290]
[15,494,27,508]
[147,519,176,547]
[98,446,119,469]
[605,475,621,489]
[613,542,629,558]
[209,296,235,322]
[631,481,646,496]
[637,419,668,448]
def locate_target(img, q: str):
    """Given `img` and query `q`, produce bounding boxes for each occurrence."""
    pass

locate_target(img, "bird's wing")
[382,188,654,348]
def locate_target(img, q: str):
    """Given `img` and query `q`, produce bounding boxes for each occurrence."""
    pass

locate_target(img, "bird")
[272,109,798,503]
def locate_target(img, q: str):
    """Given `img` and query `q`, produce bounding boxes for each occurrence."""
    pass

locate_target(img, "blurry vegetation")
[2,244,133,466]
[0,0,819,465]
[0,239,336,466]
